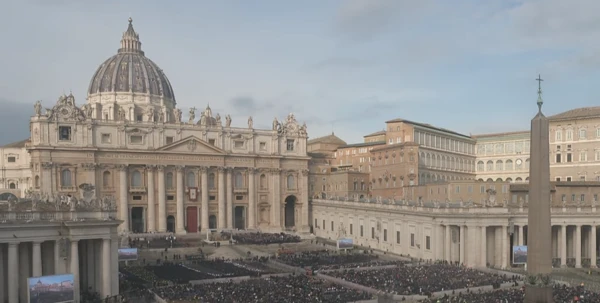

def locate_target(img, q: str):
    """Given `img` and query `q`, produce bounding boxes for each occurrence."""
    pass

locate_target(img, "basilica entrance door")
[186,207,198,233]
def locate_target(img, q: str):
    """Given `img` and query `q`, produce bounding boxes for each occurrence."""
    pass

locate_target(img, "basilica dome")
[87,18,175,107]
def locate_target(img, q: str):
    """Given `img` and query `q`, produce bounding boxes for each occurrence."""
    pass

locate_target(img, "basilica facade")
[27,18,310,235]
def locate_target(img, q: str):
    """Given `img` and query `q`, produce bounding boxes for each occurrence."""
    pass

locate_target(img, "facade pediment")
[157,136,225,154]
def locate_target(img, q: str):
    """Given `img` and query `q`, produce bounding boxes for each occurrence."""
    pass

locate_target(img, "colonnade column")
[226,167,233,229]
[248,168,256,229]
[8,243,18,303]
[217,167,226,229]
[591,225,597,268]
[518,225,524,246]
[459,225,465,265]
[200,167,209,231]
[501,225,508,269]
[118,165,129,233]
[561,224,567,267]
[445,225,451,262]
[481,226,487,267]
[0,245,4,303]
[146,165,156,232]
[300,169,310,232]
[102,239,111,298]
[157,165,166,232]
[70,240,80,302]
[271,168,281,229]
[32,241,42,277]
[175,166,186,234]
[575,224,582,268]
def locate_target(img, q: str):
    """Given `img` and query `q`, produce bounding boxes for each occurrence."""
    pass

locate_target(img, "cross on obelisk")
[525,75,553,303]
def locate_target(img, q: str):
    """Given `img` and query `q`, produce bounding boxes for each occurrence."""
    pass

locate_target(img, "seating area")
[277,249,405,270]
[224,231,301,245]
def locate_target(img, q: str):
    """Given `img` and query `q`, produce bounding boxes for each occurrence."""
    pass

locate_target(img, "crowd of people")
[419,284,600,302]
[329,264,521,296]
[156,274,373,303]
[277,249,405,270]
[223,231,302,245]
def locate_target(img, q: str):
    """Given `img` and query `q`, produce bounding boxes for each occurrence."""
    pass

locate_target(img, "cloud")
[228,96,274,115]
[0,100,32,145]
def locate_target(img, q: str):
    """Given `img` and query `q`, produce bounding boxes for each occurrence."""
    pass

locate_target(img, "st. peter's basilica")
[28,18,310,235]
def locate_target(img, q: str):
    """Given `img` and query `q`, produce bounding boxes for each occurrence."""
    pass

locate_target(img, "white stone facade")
[0,141,32,198]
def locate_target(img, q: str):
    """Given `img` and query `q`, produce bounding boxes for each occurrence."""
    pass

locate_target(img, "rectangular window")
[567,177,572,182]
[580,176,586,181]
[555,131,562,141]
[410,233,415,247]
[331,221,334,231]
[480,185,485,193]
[580,151,587,162]
[455,186,460,193]
[209,195,216,201]
[467,185,473,193]
[234,141,244,148]
[101,133,111,143]
[59,126,72,141]
[132,195,142,201]
[167,195,174,201]
[566,153,572,162]
[236,195,243,200]
[561,194,566,202]
[555,177,561,181]
[286,139,295,151]
[166,136,174,144]
[594,194,598,202]
[556,154,561,163]
[371,227,375,239]
[396,231,400,244]
[596,150,600,161]
[426,236,431,250]
[571,194,576,202]
[581,194,585,202]
[350,224,353,235]
[130,135,143,144]
[323,220,325,229]
[259,142,267,151]
[383,229,388,242]
[7,156,16,163]
[360,225,364,237]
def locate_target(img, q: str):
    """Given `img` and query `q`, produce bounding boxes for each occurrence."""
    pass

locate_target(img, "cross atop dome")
[119,17,144,55]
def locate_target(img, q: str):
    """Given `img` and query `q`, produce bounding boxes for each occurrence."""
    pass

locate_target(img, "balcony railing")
[233,187,248,194]
[129,186,147,193]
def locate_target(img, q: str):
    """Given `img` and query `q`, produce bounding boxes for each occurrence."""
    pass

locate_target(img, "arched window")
[259,174,267,189]
[486,160,493,171]
[208,173,216,189]
[287,175,295,190]
[165,172,174,189]
[234,172,243,188]
[61,169,72,187]
[505,160,513,171]
[34,176,40,188]
[495,160,503,171]
[186,172,195,187]
[9,182,16,189]
[102,171,112,188]
[477,161,484,172]
[131,170,142,187]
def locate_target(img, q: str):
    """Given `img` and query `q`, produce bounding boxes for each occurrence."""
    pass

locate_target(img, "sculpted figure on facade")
[34,100,42,116]
[225,114,232,127]
[118,107,126,121]
[188,107,196,124]
[147,107,155,122]
[272,117,279,131]
[215,113,222,126]
[173,108,182,123]
[158,110,165,123]
[248,116,253,129]
[200,111,207,126]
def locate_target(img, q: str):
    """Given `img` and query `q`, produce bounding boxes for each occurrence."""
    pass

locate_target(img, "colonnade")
[0,238,118,303]
[438,224,598,269]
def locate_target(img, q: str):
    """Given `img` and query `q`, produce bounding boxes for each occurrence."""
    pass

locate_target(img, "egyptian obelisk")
[525,75,553,303]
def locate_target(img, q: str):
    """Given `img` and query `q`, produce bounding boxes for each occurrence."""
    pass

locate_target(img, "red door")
[186,207,198,233]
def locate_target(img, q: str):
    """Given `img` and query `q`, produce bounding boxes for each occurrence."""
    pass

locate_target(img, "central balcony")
[129,186,147,193]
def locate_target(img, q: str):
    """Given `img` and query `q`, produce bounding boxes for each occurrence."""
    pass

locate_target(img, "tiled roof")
[363,130,386,138]
[339,141,386,148]
[548,106,600,121]
[471,130,530,139]
[1,138,29,148]
[307,133,347,145]
[370,141,419,152]
[385,118,471,139]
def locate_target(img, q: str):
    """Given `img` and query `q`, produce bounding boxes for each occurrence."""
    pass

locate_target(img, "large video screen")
[118,248,139,261]
[337,238,354,250]
[28,274,74,303]
[512,245,528,264]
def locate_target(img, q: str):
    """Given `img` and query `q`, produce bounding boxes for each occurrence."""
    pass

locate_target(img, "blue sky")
[28,274,74,286]
[1,0,600,145]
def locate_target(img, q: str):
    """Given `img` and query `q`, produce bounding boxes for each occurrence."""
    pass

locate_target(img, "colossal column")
[226,167,233,229]
[459,225,465,265]
[525,75,553,303]
[217,167,226,229]
[481,226,487,267]
[118,165,129,233]
[146,165,156,232]
[102,238,111,298]
[248,168,256,229]
[8,243,18,303]
[70,240,80,303]
[501,225,508,269]
[157,165,166,232]
[445,225,451,262]
[561,225,567,267]
[41,162,54,195]
[519,225,525,246]
[200,167,209,231]
[175,166,186,234]
[300,169,310,232]
[591,225,597,268]
[575,225,582,268]
[32,241,43,277]
[271,168,281,229]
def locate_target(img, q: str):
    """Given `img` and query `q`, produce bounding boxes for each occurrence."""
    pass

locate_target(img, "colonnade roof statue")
[525,74,554,303]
